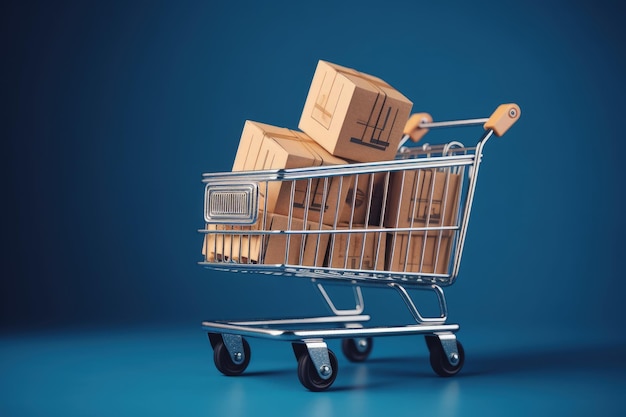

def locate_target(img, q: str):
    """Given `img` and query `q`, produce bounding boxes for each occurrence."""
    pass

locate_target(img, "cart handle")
[400,103,521,145]
[483,103,521,136]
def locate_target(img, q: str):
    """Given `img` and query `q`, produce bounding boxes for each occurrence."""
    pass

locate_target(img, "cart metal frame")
[198,104,520,390]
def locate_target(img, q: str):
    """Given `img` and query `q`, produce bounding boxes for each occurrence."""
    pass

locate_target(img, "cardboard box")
[386,232,454,274]
[202,222,257,262]
[327,226,386,270]
[299,60,413,163]
[232,120,349,224]
[384,169,461,229]
[338,171,387,225]
[203,213,330,266]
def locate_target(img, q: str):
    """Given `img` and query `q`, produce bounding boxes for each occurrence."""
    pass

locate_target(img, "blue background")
[2,0,625,416]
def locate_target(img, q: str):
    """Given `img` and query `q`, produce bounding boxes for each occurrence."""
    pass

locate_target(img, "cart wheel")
[425,335,464,377]
[341,337,373,362]
[211,335,251,376]
[297,349,338,392]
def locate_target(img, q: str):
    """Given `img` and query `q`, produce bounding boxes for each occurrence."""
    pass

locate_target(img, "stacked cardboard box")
[202,213,330,266]
[299,60,413,163]
[206,119,342,266]
[204,60,460,275]
[326,228,386,271]
[384,169,461,274]
[338,171,387,225]
[232,120,348,224]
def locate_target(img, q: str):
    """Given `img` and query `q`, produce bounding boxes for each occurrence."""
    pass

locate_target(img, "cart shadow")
[328,342,626,391]
[361,342,626,379]
[226,342,626,392]
[462,342,626,376]
[237,369,295,378]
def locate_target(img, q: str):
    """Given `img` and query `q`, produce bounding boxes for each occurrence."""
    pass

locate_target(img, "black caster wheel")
[296,348,338,392]
[425,335,464,377]
[208,333,251,376]
[341,337,373,362]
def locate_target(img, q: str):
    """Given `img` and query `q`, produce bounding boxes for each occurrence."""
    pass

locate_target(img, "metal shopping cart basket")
[199,103,520,391]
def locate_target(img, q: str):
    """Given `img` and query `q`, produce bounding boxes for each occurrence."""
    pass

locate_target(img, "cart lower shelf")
[202,315,464,391]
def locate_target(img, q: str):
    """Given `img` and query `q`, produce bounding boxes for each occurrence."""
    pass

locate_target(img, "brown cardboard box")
[386,232,454,274]
[338,171,387,225]
[298,60,413,163]
[384,169,461,229]
[232,120,349,224]
[327,226,386,270]
[203,225,244,262]
[203,213,330,266]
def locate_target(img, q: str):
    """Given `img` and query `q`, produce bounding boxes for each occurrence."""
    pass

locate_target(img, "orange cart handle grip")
[483,103,521,136]
[402,113,433,143]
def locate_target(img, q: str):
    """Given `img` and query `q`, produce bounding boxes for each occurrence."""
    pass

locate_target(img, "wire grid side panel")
[201,144,472,282]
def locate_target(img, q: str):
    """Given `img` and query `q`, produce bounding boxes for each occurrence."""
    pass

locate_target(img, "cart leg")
[425,333,464,377]
[316,283,365,316]
[292,339,338,391]
[340,322,374,362]
[341,337,374,362]
[389,283,448,324]
[208,333,251,376]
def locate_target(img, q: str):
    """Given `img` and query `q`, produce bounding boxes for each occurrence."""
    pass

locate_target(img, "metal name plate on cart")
[204,183,259,225]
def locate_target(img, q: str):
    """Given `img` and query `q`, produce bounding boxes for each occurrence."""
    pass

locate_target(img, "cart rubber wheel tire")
[213,337,251,376]
[425,335,464,377]
[297,349,338,392]
[341,337,373,362]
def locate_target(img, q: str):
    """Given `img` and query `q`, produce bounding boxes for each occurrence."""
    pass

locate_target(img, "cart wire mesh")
[199,141,479,287]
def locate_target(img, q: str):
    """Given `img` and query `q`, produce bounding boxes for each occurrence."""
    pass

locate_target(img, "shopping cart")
[199,103,520,391]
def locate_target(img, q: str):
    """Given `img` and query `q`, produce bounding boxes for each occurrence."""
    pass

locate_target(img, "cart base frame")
[201,315,459,341]
[202,312,463,391]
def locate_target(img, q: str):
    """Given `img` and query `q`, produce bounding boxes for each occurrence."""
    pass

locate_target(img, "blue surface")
[3,0,626,415]
[1,325,625,416]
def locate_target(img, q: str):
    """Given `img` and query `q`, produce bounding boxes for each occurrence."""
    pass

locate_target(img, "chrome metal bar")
[202,154,476,182]
[229,315,371,327]
[420,118,488,129]
[286,180,296,264]
[316,283,365,316]
[388,282,447,324]
[199,225,460,235]
[450,129,494,282]
[199,262,454,286]
[398,134,411,149]
[291,324,459,339]
[201,320,459,341]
